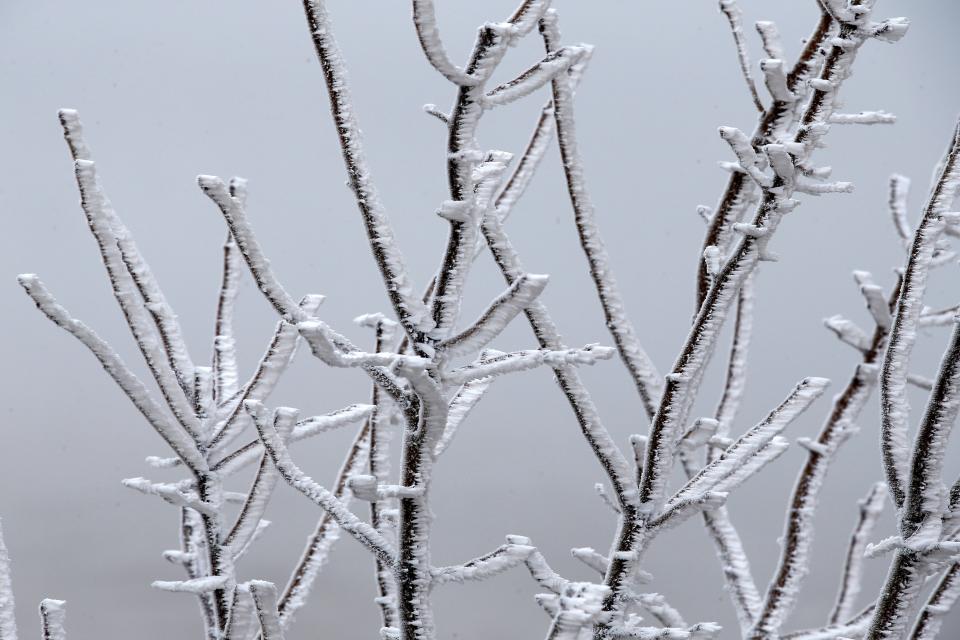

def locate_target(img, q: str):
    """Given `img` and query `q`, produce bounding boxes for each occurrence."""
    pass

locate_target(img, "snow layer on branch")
[435,377,492,457]
[669,378,828,510]
[207,307,315,456]
[247,581,285,640]
[829,111,896,125]
[824,315,870,351]
[0,520,16,640]
[153,575,229,594]
[213,404,371,477]
[38,599,65,640]
[122,477,213,516]
[18,275,207,472]
[438,273,548,358]
[213,232,242,405]
[902,316,960,535]
[246,400,396,568]
[483,46,589,109]
[755,21,784,60]
[410,0,476,86]
[277,420,370,626]
[442,345,614,385]
[198,176,302,322]
[882,117,960,509]
[59,109,197,402]
[302,0,434,343]
[830,483,887,625]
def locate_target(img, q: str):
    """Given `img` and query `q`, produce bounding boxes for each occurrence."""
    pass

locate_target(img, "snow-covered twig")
[247,581,285,640]
[410,0,476,86]
[430,538,564,589]
[38,599,66,640]
[718,0,764,112]
[829,482,887,625]
[541,9,664,423]
[437,273,548,358]
[59,109,197,405]
[0,520,16,640]
[442,344,615,385]
[300,0,434,345]
[213,404,372,477]
[910,563,960,640]
[695,7,834,308]
[881,119,960,510]
[670,377,829,510]
[17,275,207,472]
[212,211,242,406]
[247,400,396,569]
[751,276,898,639]
[276,420,371,626]
[224,408,299,555]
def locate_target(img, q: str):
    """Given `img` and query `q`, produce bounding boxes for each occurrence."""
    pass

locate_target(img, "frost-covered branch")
[718,0,764,113]
[437,273,548,358]
[39,599,66,640]
[276,418,372,626]
[18,275,207,472]
[300,0,433,346]
[828,483,887,625]
[246,400,397,569]
[881,118,960,510]
[443,344,615,385]
[59,109,197,405]
[247,581,285,640]
[541,9,663,423]
[0,520,16,640]
[430,537,566,591]
[750,274,899,639]
[910,564,960,640]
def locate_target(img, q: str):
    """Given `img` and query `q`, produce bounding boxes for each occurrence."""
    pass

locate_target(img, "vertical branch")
[300,0,433,346]
[363,317,401,629]
[750,280,899,639]
[38,600,65,640]
[696,8,834,308]
[196,472,234,635]
[714,274,755,445]
[718,0,765,113]
[395,369,447,640]
[829,483,887,625]
[540,10,663,422]
[248,581,285,640]
[181,508,219,640]
[213,227,242,405]
[0,520,17,640]
[881,119,960,509]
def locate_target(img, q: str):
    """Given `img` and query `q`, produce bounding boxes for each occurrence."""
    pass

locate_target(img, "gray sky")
[3,1,960,638]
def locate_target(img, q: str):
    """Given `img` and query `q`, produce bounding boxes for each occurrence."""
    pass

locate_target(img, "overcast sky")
[2,1,960,638]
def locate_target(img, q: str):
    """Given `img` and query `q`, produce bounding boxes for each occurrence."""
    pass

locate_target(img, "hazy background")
[3,1,960,638]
